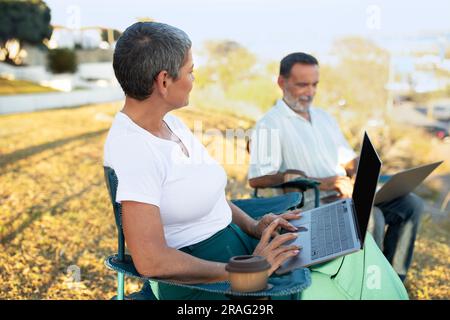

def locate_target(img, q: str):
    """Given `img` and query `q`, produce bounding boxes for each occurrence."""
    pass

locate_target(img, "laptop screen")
[352,132,382,245]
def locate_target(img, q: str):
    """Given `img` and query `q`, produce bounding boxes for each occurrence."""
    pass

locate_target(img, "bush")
[47,48,77,74]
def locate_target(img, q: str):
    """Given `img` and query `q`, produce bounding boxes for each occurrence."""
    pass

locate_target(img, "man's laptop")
[276,132,381,274]
[374,161,443,205]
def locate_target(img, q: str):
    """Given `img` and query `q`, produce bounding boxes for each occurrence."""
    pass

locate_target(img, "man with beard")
[248,52,423,282]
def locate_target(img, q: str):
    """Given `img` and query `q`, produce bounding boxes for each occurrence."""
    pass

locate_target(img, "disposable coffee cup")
[225,255,271,293]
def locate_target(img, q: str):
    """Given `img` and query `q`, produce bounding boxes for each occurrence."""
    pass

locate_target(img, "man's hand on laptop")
[333,176,353,199]
[319,176,354,199]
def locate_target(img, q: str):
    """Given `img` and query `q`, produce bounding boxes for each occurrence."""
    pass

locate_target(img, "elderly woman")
[104,22,408,300]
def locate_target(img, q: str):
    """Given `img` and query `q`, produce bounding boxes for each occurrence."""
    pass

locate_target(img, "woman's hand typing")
[252,218,302,276]
[251,209,302,239]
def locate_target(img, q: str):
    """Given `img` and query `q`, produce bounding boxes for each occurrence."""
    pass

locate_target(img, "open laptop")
[276,132,382,274]
[374,161,443,205]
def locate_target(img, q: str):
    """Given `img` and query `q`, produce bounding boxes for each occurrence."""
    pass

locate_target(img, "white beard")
[290,102,309,113]
[283,97,311,113]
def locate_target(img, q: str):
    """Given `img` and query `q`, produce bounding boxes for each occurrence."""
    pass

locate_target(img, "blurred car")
[422,124,450,142]
[432,105,450,122]
[415,105,450,122]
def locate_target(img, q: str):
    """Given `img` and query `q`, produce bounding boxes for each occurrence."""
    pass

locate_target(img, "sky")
[44,0,450,62]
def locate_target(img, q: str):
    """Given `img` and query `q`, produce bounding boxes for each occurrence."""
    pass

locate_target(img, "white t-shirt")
[104,112,232,249]
[248,100,357,208]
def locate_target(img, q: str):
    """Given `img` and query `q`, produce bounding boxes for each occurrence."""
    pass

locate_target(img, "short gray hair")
[113,22,192,100]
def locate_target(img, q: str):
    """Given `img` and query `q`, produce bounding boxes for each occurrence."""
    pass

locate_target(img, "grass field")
[0,78,58,95]
[0,102,448,299]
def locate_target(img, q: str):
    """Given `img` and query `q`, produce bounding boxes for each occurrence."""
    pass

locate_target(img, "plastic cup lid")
[225,255,271,273]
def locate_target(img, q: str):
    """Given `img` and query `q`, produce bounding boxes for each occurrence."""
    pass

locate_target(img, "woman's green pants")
[150,224,408,300]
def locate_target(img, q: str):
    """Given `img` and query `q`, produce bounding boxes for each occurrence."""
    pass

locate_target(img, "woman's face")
[166,49,195,108]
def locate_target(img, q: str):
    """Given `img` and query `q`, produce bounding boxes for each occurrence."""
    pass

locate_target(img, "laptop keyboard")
[310,202,354,260]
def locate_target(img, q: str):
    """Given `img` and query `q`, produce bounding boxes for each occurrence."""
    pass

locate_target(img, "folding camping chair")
[252,177,321,208]
[246,138,321,208]
[103,166,311,300]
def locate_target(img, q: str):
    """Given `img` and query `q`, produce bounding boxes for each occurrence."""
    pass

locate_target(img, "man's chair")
[103,166,311,300]
[252,177,321,208]
[246,139,321,208]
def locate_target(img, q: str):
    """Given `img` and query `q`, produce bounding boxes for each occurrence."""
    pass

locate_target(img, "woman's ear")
[154,70,170,96]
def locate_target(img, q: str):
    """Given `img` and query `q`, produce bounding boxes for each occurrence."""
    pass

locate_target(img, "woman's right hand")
[252,218,301,276]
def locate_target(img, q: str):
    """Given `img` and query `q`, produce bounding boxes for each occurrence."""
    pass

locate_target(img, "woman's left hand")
[251,209,302,239]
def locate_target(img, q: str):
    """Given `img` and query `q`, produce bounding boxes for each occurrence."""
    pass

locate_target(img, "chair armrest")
[272,177,321,191]
[105,254,311,298]
[272,178,321,208]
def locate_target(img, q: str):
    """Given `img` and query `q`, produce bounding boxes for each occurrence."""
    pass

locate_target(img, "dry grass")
[404,215,450,299]
[0,78,58,95]
[0,102,448,299]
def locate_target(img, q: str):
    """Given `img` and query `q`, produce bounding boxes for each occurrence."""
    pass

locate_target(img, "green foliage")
[227,77,280,111]
[0,0,53,65]
[199,40,257,90]
[194,40,279,111]
[315,37,390,117]
[100,28,122,43]
[47,48,77,74]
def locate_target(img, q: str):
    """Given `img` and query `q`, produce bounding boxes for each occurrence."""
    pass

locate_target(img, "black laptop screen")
[352,132,382,246]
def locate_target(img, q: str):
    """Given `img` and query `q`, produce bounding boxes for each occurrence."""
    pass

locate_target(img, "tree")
[0,0,53,65]
[194,40,280,111]
[100,28,122,44]
[47,48,77,74]
[199,40,257,91]
[315,37,390,117]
